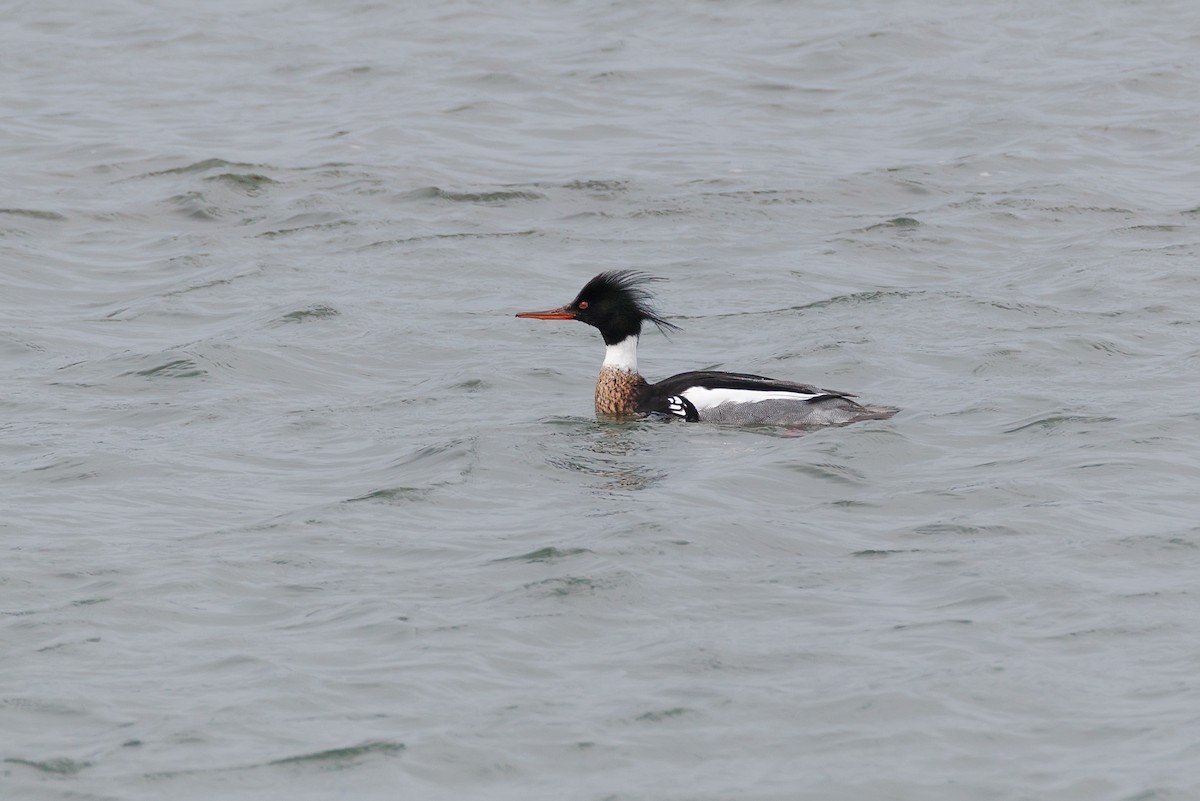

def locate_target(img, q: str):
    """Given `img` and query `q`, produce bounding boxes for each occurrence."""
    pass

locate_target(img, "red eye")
[578,301,589,310]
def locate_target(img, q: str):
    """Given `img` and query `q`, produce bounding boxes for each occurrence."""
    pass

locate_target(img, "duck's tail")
[849,405,899,422]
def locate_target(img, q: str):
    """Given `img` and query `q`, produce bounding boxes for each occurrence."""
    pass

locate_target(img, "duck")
[516,271,897,426]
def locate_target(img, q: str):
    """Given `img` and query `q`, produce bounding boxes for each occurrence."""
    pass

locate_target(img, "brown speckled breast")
[595,367,648,419]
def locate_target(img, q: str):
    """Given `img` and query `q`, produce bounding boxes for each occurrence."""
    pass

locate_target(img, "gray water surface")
[4,2,1200,800]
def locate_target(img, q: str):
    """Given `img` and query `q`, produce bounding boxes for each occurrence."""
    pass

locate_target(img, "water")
[4,1,1200,799]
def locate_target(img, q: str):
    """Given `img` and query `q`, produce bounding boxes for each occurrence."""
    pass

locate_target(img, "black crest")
[571,271,679,344]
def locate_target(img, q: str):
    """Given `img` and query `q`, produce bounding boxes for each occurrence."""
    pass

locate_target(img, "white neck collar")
[602,335,639,373]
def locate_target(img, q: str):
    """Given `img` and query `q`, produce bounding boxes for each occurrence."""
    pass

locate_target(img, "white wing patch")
[680,386,821,411]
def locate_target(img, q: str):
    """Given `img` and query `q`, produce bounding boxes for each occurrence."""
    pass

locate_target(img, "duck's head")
[516,270,678,345]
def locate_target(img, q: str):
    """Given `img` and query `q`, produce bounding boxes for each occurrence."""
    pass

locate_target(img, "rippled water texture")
[4,2,1200,799]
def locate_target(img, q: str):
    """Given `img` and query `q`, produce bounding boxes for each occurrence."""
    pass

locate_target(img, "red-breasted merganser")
[516,271,898,426]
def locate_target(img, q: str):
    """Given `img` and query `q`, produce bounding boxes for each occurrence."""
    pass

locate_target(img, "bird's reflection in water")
[543,418,667,492]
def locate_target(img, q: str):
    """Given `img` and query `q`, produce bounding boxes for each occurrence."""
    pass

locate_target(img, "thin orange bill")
[515,307,576,320]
